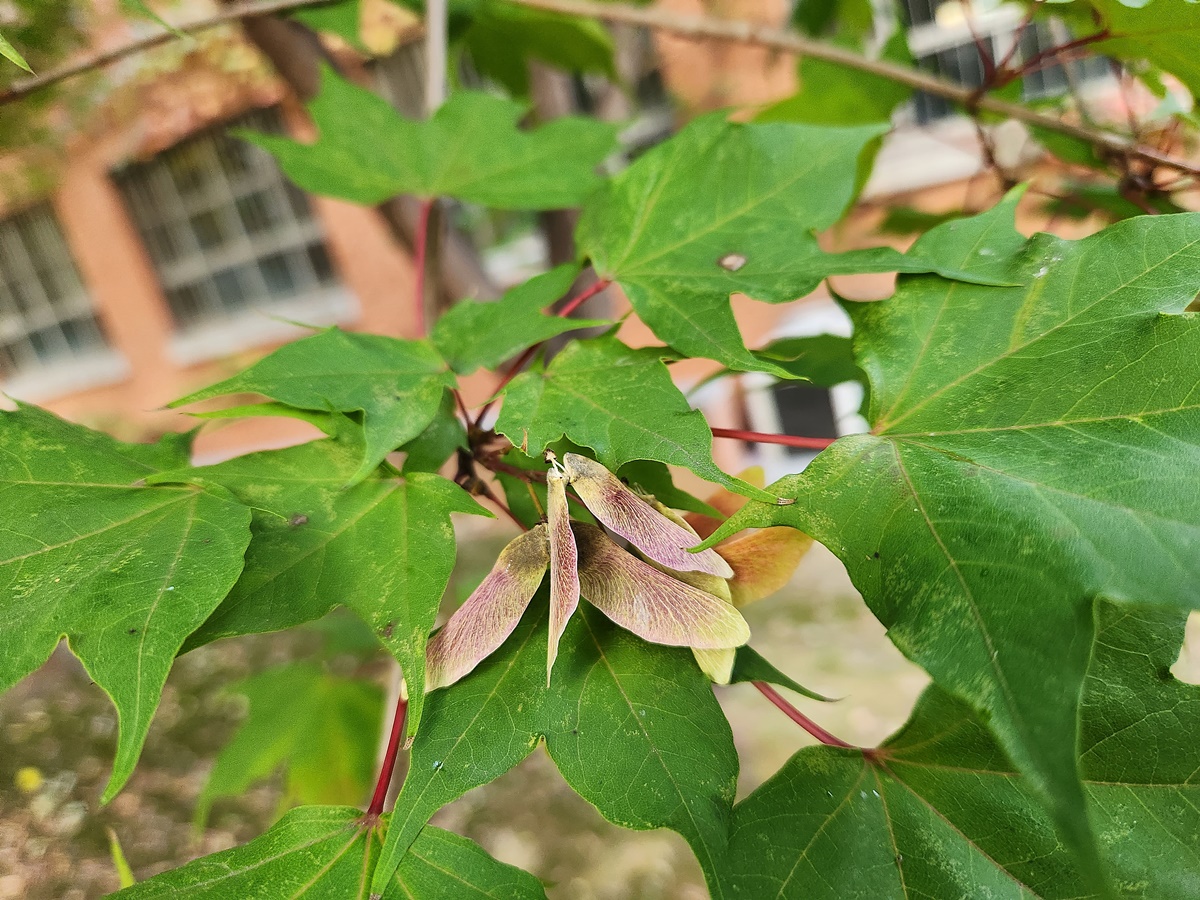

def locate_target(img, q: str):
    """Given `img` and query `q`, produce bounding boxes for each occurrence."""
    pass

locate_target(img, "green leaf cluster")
[703,191,1200,885]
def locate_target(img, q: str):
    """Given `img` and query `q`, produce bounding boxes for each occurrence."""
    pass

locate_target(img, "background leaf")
[0,405,251,801]
[196,662,384,826]
[0,31,32,72]
[463,2,616,96]
[758,32,913,127]
[118,0,186,37]
[432,263,607,374]
[721,601,1200,898]
[115,805,546,898]
[1079,0,1200,102]
[496,335,774,500]
[399,391,468,474]
[705,199,1200,875]
[249,68,618,208]
[729,646,836,703]
[172,328,454,484]
[177,431,488,738]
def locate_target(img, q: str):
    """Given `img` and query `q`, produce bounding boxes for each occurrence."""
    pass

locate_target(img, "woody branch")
[4,0,1196,180]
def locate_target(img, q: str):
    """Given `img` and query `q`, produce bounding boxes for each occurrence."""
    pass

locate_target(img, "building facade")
[0,0,1125,474]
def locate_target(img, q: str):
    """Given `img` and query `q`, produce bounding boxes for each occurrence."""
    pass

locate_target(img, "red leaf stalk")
[753,681,854,748]
[367,691,409,817]
[413,198,434,337]
[711,427,836,450]
[474,277,612,428]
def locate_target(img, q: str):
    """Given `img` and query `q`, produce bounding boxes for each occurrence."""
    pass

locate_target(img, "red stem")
[556,276,611,319]
[473,277,612,428]
[711,427,836,450]
[413,198,434,337]
[367,691,408,817]
[753,681,854,748]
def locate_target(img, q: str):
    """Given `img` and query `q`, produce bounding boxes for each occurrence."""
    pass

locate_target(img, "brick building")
[0,0,1125,476]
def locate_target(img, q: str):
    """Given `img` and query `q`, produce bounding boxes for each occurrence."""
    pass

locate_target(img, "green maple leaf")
[371,598,739,898]
[495,334,774,500]
[1066,0,1200,102]
[399,390,469,474]
[248,66,618,208]
[175,430,489,739]
[172,328,454,484]
[728,646,836,703]
[118,0,186,37]
[574,114,989,373]
[722,602,1200,897]
[196,662,384,827]
[432,263,609,374]
[702,194,1200,874]
[0,405,252,801]
[113,805,546,898]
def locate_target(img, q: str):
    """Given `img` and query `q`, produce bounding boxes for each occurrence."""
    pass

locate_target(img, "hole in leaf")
[718,253,747,272]
[1170,611,1200,686]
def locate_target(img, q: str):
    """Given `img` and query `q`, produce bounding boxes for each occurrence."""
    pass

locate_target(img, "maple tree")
[2,0,1199,897]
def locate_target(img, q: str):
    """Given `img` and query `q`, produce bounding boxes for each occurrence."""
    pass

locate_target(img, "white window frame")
[739,300,869,484]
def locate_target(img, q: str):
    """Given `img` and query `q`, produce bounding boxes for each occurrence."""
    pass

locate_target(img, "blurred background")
[1,0,1198,896]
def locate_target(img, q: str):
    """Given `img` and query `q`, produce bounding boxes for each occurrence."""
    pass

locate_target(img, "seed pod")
[426,525,550,691]
[546,468,579,684]
[563,453,733,578]
[573,523,749,650]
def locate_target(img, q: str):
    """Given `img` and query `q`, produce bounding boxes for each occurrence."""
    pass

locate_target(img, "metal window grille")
[114,107,338,332]
[901,1,1112,124]
[770,382,841,451]
[1017,20,1112,100]
[0,202,108,378]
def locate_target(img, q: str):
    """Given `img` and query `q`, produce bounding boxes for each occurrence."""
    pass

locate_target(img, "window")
[735,301,869,481]
[771,382,840,447]
[114,107,340,334]
[900,1,1112,124]
[0,203,110,380]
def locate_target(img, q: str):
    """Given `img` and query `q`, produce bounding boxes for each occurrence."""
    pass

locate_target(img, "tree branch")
[0,0,340,104]
[508,0,1200,179]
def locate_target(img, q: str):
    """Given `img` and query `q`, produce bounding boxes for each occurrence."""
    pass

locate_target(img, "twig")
[753,682,855,748]
[0,0,339,104]
[711,427,836,450]
[366,690,408,818]
[993,0,1043,76]
[1000,30,1110,88]
[555,275,611,319]
[507,0,1200,179]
